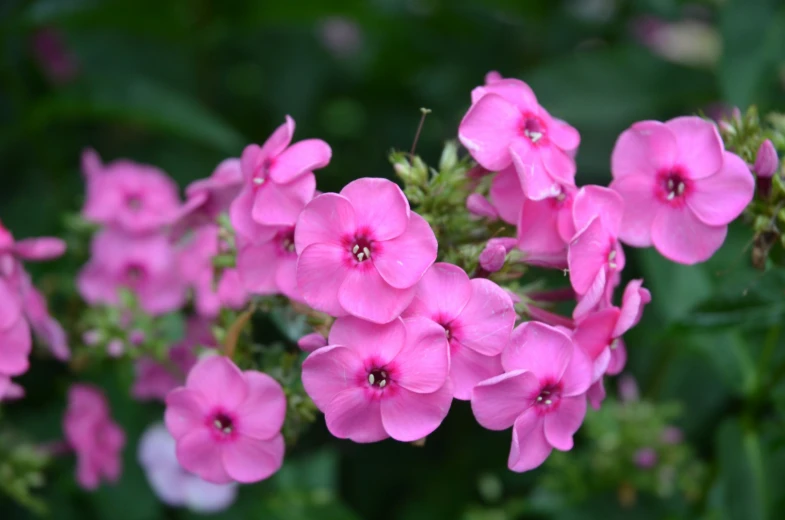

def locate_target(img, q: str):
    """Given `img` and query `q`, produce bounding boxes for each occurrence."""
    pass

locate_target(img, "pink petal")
[0,317,32,376]
[185,356,248,410]
[175,429,232,484]
[489,166,525,224]
[222,434,284,483]
[502,322,573,381]
[687,151,755,226]
[471,79,539,111]
[508,408,551,472]
[458,94,521,171]
[340,178,410,241]
[511,140,561,201]
[297,332,327,353]
[13,237,66,261]
[165,388,209,439]
[251,173,315,227]
[610,174,660,247]
[572,186,624,238]
[549,119,580,152]
[328,316,406,365]
[269,139,332,184]
[395,317,449,393]
[338,265,415,324]
[543,396,586,450]
[380,382,453,442]
[607,340,627,375]
[301,345,364,411]
[666,116,724,179]
[452,279,515,357]
[274,256,300,302]
[517,196,568,256]
[294,193,356,252]
[296,242,351,317]
[568,217,610,295]
[572,307,620,360]
[540,145,576,186]
[614,279,651,337]
[559,344,593,397]
[403,262,472,324]
[236,371,286,440]
[81,148,103,180]
[450,346,503,400]
[0,279,22,328]
[611,120,677,179]
[572,267,607,319]
[587,378,606,409]
[259,116,295,161]
[237,241,280,294]
[324,387,388,443]
[651,206,728,265]
[229,188,277,242]
[373,212,437,289]
[470,370,539,429]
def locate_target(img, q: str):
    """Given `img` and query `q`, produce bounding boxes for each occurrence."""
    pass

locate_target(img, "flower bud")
[107,339,125,358]
[298,332,328,353]
[754,139,778,178]
[466,194,498,220]
[479,242,506,273]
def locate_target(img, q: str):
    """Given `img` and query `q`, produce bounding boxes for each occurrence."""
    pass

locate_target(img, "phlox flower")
[301,316,453,442]
[517,184,577,268]
[403,263,515,400]
[237,225,302,302]
[610,116,754,264]
[165,355,286,484]
[471,321,592,472]
[63,384,126,490]
[459,74,580,200]
[295,178,437,324]
[0,278,31,382]
[176,158,243,232]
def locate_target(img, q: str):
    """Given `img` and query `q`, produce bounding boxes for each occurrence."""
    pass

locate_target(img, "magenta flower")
[568,186,626,317]
[754,139,778,178]
[403,263,515,399]
[471,322,592,472]
[0,221,66,270]
[301,316,453,442]
[610,116,755,264]
[295,178,438,324]
[517,185,577,268]
[229,116,331,240]
[165,356,286,484]
[459,75,580,200]
[78,229,186,315]
[0,278,32,380]
[81,149,181,234]
[237,225,301,302]
[18,272,70,361]
[489,166,524,224]
[175,158,243,233]
[63,384,126,490]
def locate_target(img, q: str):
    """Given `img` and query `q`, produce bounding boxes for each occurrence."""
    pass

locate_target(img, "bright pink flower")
[297,332,327,353]
[471,322,592,472]
[165,356,286,484]
[63,384,126,490]
[0,221,66,272]
[178,225,247,318]
[229,117,331,240]
[568,186,626,317]
[607,279,651,375]
[459,76,580,200]
[0,278,32,379]
[301,316,453,442]
[403,263,514,400]
[78,229,186,315]
[754,139,778,178]
[237,226,301,302]
[466,193,499,220]
[610,117,755,264]
[81,149,181,234]
[175,159,243,233]
[517,185,576,268]
[295,178,438,324]
[479,242,506,273]
[489,166,524,224]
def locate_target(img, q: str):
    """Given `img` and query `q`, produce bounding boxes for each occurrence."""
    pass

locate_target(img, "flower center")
[125,264,145,286]
[351,236,373,262]
[278,229,296,254]
[367,368,389,388]
[608,249,618,270]
[661,171,688,202]
[522,114,546,144]
[252,159,273,188]
[126,194,143,211]
[212,412,234,435]
[535,383,562,409]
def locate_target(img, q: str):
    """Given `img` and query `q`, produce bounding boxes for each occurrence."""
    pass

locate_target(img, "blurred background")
[2,0,785,519]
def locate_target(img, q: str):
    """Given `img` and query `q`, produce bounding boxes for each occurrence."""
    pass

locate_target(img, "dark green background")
[2,0,785,518]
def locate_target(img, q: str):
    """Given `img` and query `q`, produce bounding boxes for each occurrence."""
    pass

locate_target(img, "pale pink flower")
[175,158,243,233]
[237,226,301,302]
[178,225,247,317]
[459,75,580,200]
[471,322,592,472]
[568,186,626,317]
[78,229,186,315]
[297,332,327,353]
[301,316,453,442]
[295,178,438,324]
[229,116,331,240]
[138,423,238,513]
[81,149,181,234]
[165,356,286,484]
[610,116,754,264]
[403,263,514,400]
[754,139,778,178]
[63,384,126,490]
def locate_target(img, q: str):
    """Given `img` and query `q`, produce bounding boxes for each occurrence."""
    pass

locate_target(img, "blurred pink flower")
[466,193,499,220]
[31,28,78,84]
[175,158,243,234]
[0,278,32,380]
[297,332,327,353]
[237,226,302,302]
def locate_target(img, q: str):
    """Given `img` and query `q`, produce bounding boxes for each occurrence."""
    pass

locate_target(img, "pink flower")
[63,384,126,490]
[610,116,755,264]
[0,278,32,380]
[568,186,626,317]
[229,116,331,240]
[165,356,286,484]
[489,166,525,224]
[78,229,186,315]
[10,269,69,361]
[81,149,182,234]
[297,332,327,353]
[175,158,243,233]
[459,75,580,200]
[478,242,507,273]
[0,221,66,271]
[0,375,24,401]
[178,225,248,317]
[295,178,438,324]
[403,263,514,400]
[466,193,499,220]
[517,185,576,268]
[754,139,778,178]
[471,322,592,472]
[138,423,238,513]
[237,226,301,302]
[301,316,453,442]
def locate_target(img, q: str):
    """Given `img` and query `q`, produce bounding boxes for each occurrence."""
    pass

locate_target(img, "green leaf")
[268,306,311,344]
[686,331,757,396]
[714,419,767,520]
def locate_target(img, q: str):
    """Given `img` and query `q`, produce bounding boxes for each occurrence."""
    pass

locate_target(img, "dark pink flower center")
[125,263,146,287]
[534,382,562,412]
[252,158,273,190]
[277,229,296,256]
[657,168,691,205]
[521,113,547,145]
[351,236,373,263]
[607,242,620,271]
[207,410,238,441]
[126,194,143,211]
[367,368,389,388]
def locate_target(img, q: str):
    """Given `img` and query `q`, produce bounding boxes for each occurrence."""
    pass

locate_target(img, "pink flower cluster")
[0,220,68,399]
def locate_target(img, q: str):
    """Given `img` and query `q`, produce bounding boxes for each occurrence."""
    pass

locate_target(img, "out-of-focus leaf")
[684,296,785,330]
[714,419,767,520]
[273,449,338,493]
[686,331,757,396]
[268,306,311,343]
[22,0,100,24]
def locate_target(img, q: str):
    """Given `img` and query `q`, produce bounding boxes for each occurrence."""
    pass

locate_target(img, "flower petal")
[294,193,356,252]
[508,408,551,472]
[338,265,415,324]
[540,145,576,186]
[471,370,539,430]
[185,356,248,410]
[296,242,351,317]
[687,151,755,226]
[269,139,332,184]
[666,116,724,179]
[258,116,295,165]
[471,78,539,112]
[572,185,624,238]
[395,317,449,393]
[511,140,561,201]
[560,344,593,397]
[237,241,280,294]
[614,279,651,337]
[373,212,437,289]
[549,118,580,152]
[301,345,364,411]
[517,195,567,256]
[175,429,232,484]
[543,396,586,450]
[610,174,660,247]
[403,262,472,323]
[251,173,315,227]
[328,316,406,365]
[450,346,503,401]
[229,187,277,243]
[222,434,284,483]
[0,317,31,376]
[340,178,410,241]
[380,382,453,442]
[502,322,573,381]
[651,206,728,265]
[13,237,66,261]
[611,120,677,179]
[324,387,388,443]
[236,371,286,440]
[165,388,209,439]
[568,217,610,295]
[459,93,521,171]
[452,279,515,356]
[489,166,525,225]
[572,307,620,360]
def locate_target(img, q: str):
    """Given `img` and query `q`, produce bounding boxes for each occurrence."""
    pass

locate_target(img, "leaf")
[686,331,757,396]
[268,306,311,343]
[714,419,767,520]
[684,295,785,330]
